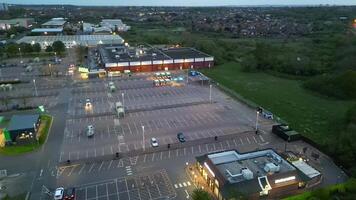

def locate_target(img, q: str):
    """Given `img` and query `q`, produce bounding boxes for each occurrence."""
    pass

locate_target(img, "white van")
[87,125,94,137]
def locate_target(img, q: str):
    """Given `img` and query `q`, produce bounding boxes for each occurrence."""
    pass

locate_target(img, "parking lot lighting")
[142,126,145,151]
[255,111,260,132]
[209,84,212,103]
[122,93,125,117]
[33,79,38,96]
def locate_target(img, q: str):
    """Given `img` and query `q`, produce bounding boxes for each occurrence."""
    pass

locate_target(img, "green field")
[201,62,354,143]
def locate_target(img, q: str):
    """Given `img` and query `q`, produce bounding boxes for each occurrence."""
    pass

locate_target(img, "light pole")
[18,48,23,64]
[33,79,38,96]
[121,92,125,117]
[209,84,212,103]
[255,111,259,133]
[142,126,145,151]
[48,63,52,77]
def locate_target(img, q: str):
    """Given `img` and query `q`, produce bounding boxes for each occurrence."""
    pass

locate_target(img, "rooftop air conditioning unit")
[264,163,280,173]
[241,168,253,180]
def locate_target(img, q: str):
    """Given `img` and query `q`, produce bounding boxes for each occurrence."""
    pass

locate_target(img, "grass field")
[283,178,356,200]
[0,114,53,155]
[201,62,354,143]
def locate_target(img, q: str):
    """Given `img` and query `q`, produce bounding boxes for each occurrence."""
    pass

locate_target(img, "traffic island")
[0,114,53,155]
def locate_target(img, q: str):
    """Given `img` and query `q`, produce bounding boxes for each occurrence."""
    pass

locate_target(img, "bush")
[303,70,356,100]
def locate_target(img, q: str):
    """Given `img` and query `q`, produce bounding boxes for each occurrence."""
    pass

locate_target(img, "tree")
[52,41,65,54]
[45,45,53,52]
[19,43,33,54]
[0,97,11,110]
[32,43,41,53]
[191,189,212,200]
[5,43,19,56]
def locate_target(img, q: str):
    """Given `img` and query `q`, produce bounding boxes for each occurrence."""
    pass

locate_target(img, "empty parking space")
[74,170,176,200]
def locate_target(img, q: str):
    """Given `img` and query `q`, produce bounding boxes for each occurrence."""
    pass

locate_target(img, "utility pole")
[18,48,23,64]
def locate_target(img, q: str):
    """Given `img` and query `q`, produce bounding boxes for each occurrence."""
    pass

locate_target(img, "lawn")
[0,114,53,155]
[201,62,354,144]
[283,178,356,200]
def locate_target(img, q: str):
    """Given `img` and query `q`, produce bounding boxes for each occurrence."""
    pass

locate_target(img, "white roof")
[31,28,63,33]
[292,160,321,178]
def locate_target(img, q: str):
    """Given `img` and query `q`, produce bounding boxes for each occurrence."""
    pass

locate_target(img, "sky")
[3,0,356,6]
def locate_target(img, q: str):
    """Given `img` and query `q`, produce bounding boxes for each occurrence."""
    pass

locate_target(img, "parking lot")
[59,72,274,163]
[74,169,176,200]
[56,130,270,178]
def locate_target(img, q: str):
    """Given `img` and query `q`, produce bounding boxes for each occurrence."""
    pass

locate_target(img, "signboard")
[78,67,89,73]
[205,57,214,61]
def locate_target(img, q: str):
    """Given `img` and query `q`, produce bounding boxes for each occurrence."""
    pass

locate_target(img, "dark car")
[63,187,76,200]
[177,132,185,143]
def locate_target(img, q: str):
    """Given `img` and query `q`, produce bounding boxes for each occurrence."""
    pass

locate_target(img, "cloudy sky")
[3,0,356,6]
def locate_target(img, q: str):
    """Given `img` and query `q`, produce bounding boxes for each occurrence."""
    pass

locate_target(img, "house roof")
[7,114,40,131]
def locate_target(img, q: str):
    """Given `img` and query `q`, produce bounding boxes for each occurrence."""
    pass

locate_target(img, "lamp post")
[18,47,23,64]
[121,92,125,117]
[209,84,212,103]
[255,111,259,133]
[33,79,38,96]
[142,126,145,151]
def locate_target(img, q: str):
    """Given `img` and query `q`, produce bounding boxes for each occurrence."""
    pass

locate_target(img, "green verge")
[200,62,353,144]
[0,114,53,155]
[1,193,27,200]
[283,178,356,200]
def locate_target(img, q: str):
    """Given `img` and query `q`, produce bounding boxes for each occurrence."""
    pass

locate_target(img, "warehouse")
[99,44,214,73]
[17,35,124,49]
[195,149,320,200]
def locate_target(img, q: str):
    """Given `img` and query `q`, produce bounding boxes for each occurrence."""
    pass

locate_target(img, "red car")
[63,187,76,200]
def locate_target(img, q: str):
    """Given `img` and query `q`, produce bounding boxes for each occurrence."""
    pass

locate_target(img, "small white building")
[100,19,130,32]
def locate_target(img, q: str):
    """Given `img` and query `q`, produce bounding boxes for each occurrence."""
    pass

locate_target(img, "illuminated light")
[275,176,296,184]
[204,162,215,177]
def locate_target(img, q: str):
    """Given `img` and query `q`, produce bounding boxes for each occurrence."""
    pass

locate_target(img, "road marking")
[174,184,178,189]
[259,135,265,142]
[246,137,251,144]
[152,153,155,161]
[179,183,183,188]
[67,166,75,176]
[233,139,238,146]
[107,160,113,169]
[187,181,191,186]
[78,164,86,175]
[88,163,95,173]
[183,182,187,187]
[253,136,258,143]
[240,138,244,145]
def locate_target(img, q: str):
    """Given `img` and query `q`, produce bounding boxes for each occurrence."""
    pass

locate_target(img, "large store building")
[17,35,124,49]
[98,45,214,73]
[195,149,321,200]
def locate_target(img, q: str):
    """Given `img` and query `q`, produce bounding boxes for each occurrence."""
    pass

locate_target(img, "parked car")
[177,132,186,143]
[63,187,76,200]
[54,187,64,200]
[85,98,92,108]
[151,137,159,147]
[87,125,94,137]
[262,111,274,120]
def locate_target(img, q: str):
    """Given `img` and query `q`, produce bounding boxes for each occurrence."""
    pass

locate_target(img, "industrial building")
[0,18,34,30]
[17,35,124,49]
[31,28,63,35]
[42,17,66,28]
[98,44,214,73]
[195,149,321,200]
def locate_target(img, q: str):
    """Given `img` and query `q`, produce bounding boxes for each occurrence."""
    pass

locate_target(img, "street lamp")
[121,93,125,117]
[33,79,38,96]
[18,48,23,64]
[255,111,260,133]
[209,84,212,103]
[142,126,145,151]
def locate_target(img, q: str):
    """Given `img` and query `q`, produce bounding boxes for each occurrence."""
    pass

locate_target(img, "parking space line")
[240,138,244,145]
[253,136,258,143]
[152,153,155,162]
[107,160,113,169]
[78,164,86,175]
[88,163,95,173]
[246,137,251,144]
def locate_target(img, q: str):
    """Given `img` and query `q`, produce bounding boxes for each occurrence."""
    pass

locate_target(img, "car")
[151,137,159,147]
[54,187,64,200]
[262,111,274,120]
[177,132,185,143]
[63,187,76,200]
[87,125,94,137]
[85,98,92,107]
